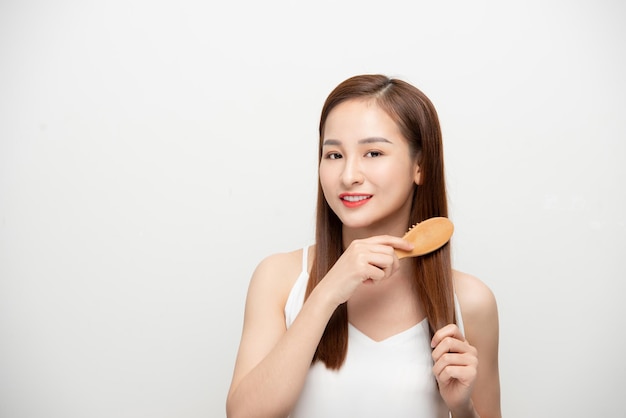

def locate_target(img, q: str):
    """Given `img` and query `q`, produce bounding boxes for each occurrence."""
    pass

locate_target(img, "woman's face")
[319,99,421,235]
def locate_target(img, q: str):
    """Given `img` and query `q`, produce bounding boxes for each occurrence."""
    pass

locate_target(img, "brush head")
[395,217,454,259]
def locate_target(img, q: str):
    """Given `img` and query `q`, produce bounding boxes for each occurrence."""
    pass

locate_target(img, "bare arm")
[226,251,337,418]
[226,236,414,418]
[453,271,502,418]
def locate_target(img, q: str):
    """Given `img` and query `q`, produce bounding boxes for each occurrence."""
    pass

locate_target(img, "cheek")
[372,161,410,183]
[318,163,334,197]
[378,163,418,194]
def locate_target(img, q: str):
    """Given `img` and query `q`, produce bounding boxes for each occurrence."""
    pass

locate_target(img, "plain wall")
[1,0,625,417]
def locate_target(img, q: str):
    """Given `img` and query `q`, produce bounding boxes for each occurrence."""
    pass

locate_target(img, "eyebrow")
[322,137,393,146]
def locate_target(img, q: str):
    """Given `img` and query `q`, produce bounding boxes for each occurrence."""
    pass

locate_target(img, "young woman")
[226,74,501,418]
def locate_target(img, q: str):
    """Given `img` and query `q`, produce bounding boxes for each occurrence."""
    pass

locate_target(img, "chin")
[339,213,408,236]
[336,219,368,231]
[340,218,389,233]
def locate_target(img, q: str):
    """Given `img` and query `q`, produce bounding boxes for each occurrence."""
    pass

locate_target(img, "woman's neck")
[341,218,411,249]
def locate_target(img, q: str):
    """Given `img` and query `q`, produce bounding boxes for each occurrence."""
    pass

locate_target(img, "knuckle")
[443,336,454,348]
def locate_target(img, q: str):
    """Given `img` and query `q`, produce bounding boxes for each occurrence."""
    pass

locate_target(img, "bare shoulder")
[452,269,498,321]
[247,248,308,309]
[452,269,499,350]
[238,248,308,351]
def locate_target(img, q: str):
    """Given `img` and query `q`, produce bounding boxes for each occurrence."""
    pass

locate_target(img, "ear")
[413,163,422,185]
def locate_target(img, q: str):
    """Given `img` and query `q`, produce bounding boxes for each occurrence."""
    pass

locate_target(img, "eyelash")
[324,151,383,160]
[325,152,342,160]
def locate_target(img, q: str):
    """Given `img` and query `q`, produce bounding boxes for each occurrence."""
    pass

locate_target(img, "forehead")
[323,99,402,141]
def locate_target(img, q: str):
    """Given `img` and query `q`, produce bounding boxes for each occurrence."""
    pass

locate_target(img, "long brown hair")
[305,74,455,369]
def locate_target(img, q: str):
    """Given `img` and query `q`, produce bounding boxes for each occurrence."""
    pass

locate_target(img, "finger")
[432,352,478,376]
[432,337,476,362]
[366,264,395,283]
[366,243,399,257]
[431,323,464,348]
[434,364,478,387]
[365,235,415,252]
[366,252,396,273]
[363,263,389,283]
[432,338,461,362]
[362,243,403,275]
[435,366,477,387]
[349,242,396,265]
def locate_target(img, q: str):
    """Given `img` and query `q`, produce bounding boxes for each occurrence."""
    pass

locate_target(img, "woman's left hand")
[431,324,479,414]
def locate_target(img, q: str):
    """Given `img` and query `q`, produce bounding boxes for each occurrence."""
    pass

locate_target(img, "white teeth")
[342,195,370,202]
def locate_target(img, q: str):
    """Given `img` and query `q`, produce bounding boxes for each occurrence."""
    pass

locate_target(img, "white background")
[1,1,625,417]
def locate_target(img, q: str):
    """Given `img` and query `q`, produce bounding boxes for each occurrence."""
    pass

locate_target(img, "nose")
[341,156,364,187]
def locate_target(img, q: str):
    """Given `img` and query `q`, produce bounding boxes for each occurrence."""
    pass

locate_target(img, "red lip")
[339,193,372,208]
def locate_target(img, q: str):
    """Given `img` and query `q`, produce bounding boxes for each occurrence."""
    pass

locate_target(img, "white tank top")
[285,248,464,418]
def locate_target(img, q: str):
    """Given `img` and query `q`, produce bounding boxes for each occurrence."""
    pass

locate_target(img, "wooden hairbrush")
[395,217,454,259]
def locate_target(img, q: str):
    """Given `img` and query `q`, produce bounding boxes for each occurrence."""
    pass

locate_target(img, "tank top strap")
[284,247,310,328]
[453,292,465,337]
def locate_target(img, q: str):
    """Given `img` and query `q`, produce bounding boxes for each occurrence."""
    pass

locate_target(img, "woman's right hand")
[317,235,414,306]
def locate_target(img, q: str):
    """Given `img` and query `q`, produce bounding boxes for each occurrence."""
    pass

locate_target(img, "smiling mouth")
[341,195,372,202]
